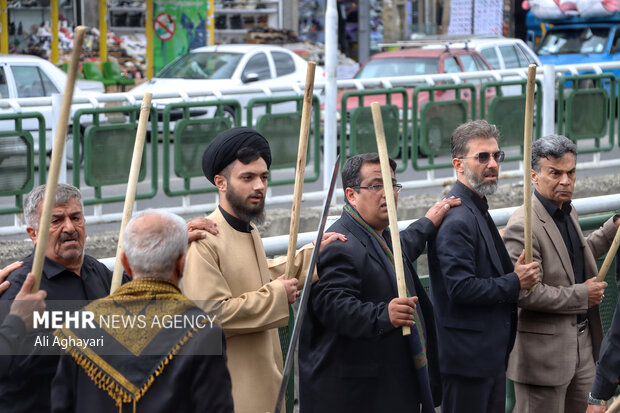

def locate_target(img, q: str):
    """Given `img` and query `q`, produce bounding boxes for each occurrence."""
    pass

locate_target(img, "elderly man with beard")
[427,120,540,413]
[181,127,345,413]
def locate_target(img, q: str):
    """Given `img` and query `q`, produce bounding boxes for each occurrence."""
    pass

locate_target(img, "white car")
[0,54,104,166]
[461,37,541,70]
[131,44,323,125]
[424,37,541,95]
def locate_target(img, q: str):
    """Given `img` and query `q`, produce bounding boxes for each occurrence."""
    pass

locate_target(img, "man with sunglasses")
[299,153,460,413]
[502,135,619,413]
[427,120,540,413]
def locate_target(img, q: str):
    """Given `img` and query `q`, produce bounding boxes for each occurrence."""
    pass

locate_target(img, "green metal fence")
[0,112,46,215]
[247,94,321,186]
[558,74,616,154]
[72,105,159,205]
[480,80,543,162]
[411,84,476,171]
[339,88,409,172]
[162,100,241,197]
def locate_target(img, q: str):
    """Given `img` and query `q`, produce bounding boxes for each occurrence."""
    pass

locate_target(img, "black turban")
[201,127,272,184]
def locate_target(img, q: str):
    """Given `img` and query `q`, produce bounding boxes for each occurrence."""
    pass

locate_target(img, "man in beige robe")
[503,135,619,413]
[182,127,344,413]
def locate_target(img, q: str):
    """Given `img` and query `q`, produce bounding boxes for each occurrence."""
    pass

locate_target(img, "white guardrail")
[2,61,620,236]
[98,192,620,270]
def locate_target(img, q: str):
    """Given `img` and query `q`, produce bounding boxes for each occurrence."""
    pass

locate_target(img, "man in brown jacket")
[503,134,619,413]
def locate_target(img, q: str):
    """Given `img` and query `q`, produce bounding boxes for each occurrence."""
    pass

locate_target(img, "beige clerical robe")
[182,208,314,413]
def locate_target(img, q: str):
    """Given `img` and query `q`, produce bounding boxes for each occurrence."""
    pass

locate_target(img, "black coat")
[591,299,620,400]
[51,327,234,413]
[298,211,441,413]
[427,181,521,378]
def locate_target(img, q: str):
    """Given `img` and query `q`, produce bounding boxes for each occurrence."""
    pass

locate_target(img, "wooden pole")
[523,64,537,265]
[595,224,620,283]
[284,62,316,279]
[31,26,86,292]
[523,64,537,292]
[110,93,152,293]
[371,102,410,336]
[608,395,620,413]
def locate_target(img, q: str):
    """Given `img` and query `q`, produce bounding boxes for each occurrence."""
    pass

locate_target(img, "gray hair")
[24,184,83,229]
[341,153,396,194]
[451,120,500,158]
[532,134,577,172]
[122,210,188,279]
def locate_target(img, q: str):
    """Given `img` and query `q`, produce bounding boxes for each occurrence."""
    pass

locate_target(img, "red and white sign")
[154,12,175,42]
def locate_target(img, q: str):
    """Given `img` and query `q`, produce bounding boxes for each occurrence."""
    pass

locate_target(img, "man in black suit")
[298,153,460,413]
[427,120,540,413]
[586,299,620,412]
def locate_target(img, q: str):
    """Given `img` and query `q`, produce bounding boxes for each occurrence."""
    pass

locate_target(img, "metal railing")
[2,61,620,235]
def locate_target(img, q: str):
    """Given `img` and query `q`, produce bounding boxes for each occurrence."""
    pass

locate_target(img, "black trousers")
[441,374,505,413]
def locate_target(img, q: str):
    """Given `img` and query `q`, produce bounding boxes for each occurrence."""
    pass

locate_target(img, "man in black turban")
[200,127,272,224]
[182,127,345,413]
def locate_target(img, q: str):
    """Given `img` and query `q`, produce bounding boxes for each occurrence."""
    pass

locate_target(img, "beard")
[226,182,266,225]
[464,163,498,196]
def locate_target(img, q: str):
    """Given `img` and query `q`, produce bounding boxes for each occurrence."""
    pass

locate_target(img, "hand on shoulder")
[425,196,461,227]
[0,261,24,297]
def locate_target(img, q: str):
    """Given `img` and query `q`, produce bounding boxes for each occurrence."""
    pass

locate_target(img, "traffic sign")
[154,13,175,42]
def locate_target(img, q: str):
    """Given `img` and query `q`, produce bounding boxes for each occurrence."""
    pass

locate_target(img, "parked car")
[458,37,540,70]
[340,46,495,111]
[0,54,104,166]
[423,37,541,95]
[334,46,496,155]
[131,44,324,125]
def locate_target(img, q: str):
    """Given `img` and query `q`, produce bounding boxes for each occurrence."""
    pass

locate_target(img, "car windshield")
[355,57,440,79]
[537,27,610,55]
[157,52,243,79]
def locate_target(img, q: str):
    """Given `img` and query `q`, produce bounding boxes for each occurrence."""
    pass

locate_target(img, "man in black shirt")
[427,120,539,413]
[503,134,619,413]
[0,183,217,412]
[0,184,122,412]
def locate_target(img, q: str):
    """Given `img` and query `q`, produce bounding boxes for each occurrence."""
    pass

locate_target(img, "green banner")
[153,0,208,74]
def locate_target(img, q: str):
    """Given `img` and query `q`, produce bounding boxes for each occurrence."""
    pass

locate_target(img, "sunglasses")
[458,151,505,164]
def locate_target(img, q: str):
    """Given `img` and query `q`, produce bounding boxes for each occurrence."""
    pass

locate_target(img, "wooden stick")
[284,61,316,279]
[31,26,86,292]
[110,93,152,293]
[595,223,620,282]
[371,102,410,336]
[608,395,620,413]
[523,64,537,292]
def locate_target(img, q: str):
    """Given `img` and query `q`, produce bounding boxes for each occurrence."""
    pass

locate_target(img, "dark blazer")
[592,300,620,400]
[427,181,521,378]
[298,210,441,413]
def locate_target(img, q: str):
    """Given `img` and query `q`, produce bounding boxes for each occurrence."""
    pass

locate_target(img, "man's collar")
[32,249,85,279]
[534,190,572,218]
[218,205,252,233]
[455,180,489,213]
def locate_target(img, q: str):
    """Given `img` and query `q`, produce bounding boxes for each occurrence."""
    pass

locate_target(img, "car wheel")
[222,106,236,126]
[578,79,595,89]
[64,126,85,168]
